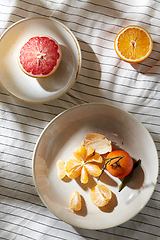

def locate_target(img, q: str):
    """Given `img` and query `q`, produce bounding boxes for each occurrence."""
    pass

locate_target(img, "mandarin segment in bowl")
[90,184,112,207]
[69,191,82,211]
[65,145,102,184]
[18,35,62,78]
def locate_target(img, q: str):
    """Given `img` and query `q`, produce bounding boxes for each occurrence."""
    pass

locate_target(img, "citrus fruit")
[56,159,66,179]
[106,150,133,178]
[65,145,102,184]
[69,191,82,211]
[18,35,62,78]
[114,25,153,63]
[90,184,112,207]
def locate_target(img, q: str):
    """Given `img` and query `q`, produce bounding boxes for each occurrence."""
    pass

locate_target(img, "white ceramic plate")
[0,17,81,103]
[32,103,158,229]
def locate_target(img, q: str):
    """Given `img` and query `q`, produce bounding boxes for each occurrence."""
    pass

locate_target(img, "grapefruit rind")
[18,35,62,78]
[114,25,153,63]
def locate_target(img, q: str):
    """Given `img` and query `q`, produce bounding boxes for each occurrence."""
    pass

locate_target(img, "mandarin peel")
[82,133,112,155]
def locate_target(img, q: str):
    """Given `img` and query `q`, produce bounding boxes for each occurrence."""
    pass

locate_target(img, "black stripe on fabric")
[0,126,39,137]
[0,227,35,240]
[43,0,160,23]
[0,99,66,115]
[77,0,160,13]
[0,142,33,153]
[109,0,160,11]
[0,202,58,221]
[0,118,44,130]
[131,219,160,229]
[0,151,32,161]
[0,209,98,240]
[145,204,160,211]
[0,177,33,188]
[1,168,32,177]
[1,2,160,38]
[117,225,160,238]
[130,111,160,120]
[0,134,35,145]
[0,109,50,123]
[71,88,160,113]
[97,229,138,240]
[79,67,160,85]
[0,220,66,240]
[0,159,32,169]
[81,57,160,79]
[3,10,160,41]
[66,92,89,104]
[76,78,160,100]
[1,185,38,198]
[139,212,160,220]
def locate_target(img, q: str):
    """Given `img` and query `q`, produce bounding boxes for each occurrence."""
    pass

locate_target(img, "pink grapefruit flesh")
[18,35,62,78]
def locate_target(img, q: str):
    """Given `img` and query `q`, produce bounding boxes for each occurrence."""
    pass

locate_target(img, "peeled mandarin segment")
[69,191,82,211]
[80,166,88,184]
[86,146,95,158]
[65,159,82,179]
[114,25,153,63]
[90,184,112,207]
[85,163,102,177]
[87,153,103,163]
[73,145,87,160]
[56,159,66,179]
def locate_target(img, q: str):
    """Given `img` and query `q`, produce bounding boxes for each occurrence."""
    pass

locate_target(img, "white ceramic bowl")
[32,103,159,229]
[0,17,81,103]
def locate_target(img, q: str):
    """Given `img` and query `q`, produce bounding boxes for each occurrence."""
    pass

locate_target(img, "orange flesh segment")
[65,159,82,179]
[90,184,112,207]
[56,160,66,179]
[69,191,82,211]
[85,163,102,177]
[81,166,88,184]
[65,145,102,183]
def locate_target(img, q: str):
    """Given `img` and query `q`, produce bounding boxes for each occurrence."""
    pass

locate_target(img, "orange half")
[114,25,153,63]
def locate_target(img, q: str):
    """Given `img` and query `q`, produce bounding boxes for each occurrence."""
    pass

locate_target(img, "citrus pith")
[114,25,153,63]
[18,35,62,78]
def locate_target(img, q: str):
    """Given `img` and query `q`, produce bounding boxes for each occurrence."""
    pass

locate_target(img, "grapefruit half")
[18,35,62,78]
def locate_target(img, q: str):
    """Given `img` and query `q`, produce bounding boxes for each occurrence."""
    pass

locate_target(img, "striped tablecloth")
[0,0,160,239]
